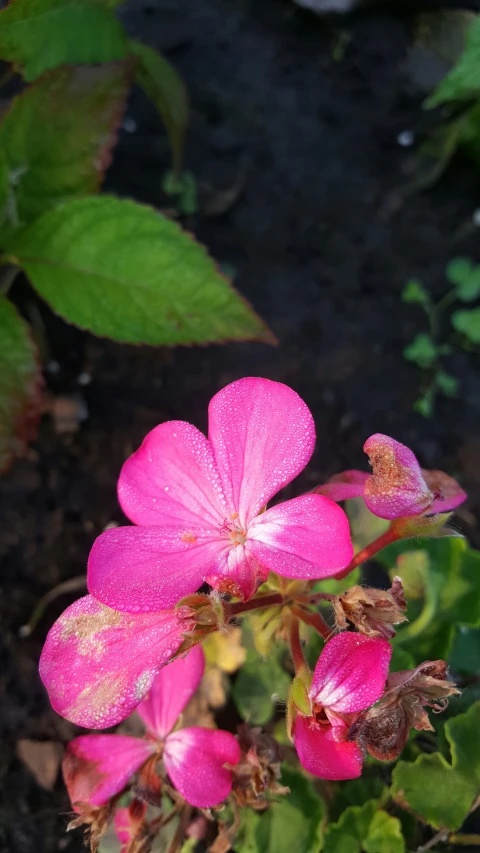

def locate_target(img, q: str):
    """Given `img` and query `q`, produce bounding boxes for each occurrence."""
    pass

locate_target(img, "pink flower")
[87,378,353,611]
[114,805,147,853]
[39,594,194,728]
[316,433,466,520]
[293,633,391,780]
[62,646,241,810]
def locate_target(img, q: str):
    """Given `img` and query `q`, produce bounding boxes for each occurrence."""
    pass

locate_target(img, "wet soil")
[2,1,480,850]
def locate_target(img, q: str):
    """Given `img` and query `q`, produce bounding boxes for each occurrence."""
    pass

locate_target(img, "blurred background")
[2,0,480,851]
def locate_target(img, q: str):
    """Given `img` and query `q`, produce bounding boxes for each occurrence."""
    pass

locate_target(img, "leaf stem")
[291,604,331,640]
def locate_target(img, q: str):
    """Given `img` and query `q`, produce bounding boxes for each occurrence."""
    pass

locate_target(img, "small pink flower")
[316,433,466,520]
[88,378,353,611]
[62,646,241,810]
[293,633,391,780]
[39,594,194,728]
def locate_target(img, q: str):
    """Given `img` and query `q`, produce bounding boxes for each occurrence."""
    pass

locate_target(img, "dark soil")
[2,1,480,851]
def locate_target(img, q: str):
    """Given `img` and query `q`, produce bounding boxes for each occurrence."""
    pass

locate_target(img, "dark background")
[2,1,480,850]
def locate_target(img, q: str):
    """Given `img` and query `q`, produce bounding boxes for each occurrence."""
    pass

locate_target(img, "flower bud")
[232,724,287,809]
[333,578,407,640]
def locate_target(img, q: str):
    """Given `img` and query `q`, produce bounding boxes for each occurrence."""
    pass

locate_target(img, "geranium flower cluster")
[39,378,464,849]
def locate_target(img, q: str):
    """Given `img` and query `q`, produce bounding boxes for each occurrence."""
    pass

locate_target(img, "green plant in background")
[0,0,274,472]
[414,14,480,185]
[402,257,480,416]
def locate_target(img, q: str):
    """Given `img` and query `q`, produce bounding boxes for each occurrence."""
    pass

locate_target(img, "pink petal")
[62,735,153,808]
[136,645,205,739]
[314,471,369,502]
[247,494,354,579]
[363,434,433,519]
[204,541,268,601]
[118,421,226,527]
[208,378,316,526]
[422,469,467,513]
[294,716,362,780]
[164,727,241,808]
[88,524,226,612]
[310,633,391,714]
[39,595,191,728]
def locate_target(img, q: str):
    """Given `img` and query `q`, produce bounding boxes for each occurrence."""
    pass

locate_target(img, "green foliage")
[0,0,128,81]
[452,306,480,343]
[401,279,430,308]
[131,40,189,175]
[0,63,131,228]
[426,17,480,107]
[6,196,272,346]
[235,765,325,853]
[392,703,480,830]
[232,645,290,725]
[401,259,480,415]
[0,294,42,472]
[403,332,438,369]
[323,800,405,853]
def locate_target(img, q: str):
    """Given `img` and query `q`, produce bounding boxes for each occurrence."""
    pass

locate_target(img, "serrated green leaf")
[235,765,325,853]
[452,307,480,343]
[0,293,42,471]
[0,63,131,229]
[130,40,189,174]
[426,18,480,107]
[392,702,480,830]
[363,811,405,853]
[0,0,128,81]
[403,333,438,368]
[232,647,291,725]
[402,279,430,307]
[6,195,274,345]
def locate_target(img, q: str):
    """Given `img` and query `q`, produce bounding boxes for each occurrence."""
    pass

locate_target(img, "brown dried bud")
[133,755,163,807]
[333,577,407,639]
[232,724,288,809]
[348,660,459,762]
[66,801,114,853]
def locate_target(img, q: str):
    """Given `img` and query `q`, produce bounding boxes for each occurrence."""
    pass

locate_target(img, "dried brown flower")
[333,577,407,639]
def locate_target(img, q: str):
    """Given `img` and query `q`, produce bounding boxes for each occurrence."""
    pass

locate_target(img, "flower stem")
[333,525,399,580]
[226,592,284,618]
[291,604,331,640]
[289,615,307,675]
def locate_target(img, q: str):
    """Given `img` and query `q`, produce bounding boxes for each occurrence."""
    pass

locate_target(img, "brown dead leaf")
[17,739,63,790]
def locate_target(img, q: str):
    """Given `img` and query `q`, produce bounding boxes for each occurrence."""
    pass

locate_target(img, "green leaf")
[0,293,42,471]
[452,307,480,343]
[6,196,274,345]
[392,702,480,830]
[232,647,291,725]
[235,765,325,853]
[426,18,480,107]
[449,626,480,673]
[363,811,405,853]
[130,40,189,174]
[323,800,378,853]
[0,63,131,229]
[403,333,438,368]
[446,257,480,302]
[435,370,459,397]
[330,777,388,823]
[0,0,128,81]
[401,279,430,308]
[413,392,434,418]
